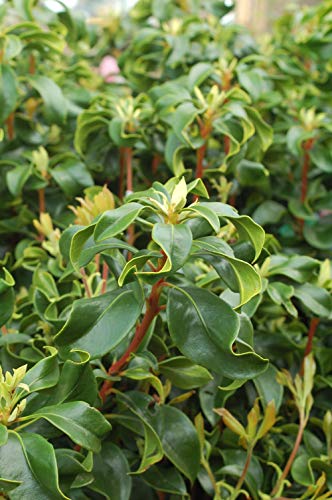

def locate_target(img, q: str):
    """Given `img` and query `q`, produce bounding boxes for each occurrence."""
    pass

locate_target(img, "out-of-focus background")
[44,0,321,34]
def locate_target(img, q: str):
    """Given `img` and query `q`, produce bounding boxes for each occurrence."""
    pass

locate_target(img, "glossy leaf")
[167,286,268,378]
[151,405,200,483]
[90,442,132,500]
[0,431,68,499]
[55,285,144,358]
[31,401,111,452]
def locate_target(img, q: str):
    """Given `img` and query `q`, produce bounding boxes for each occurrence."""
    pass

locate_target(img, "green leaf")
[188,62,213,89]
[0,267,15,326]
[267,255,320,283]
[221,449,263,498]
[0,478,21,494]
[167,286,267,378]
[0,424,8,446]
[236,159,269,187]
[267,282,297,317]
[151,405,200,483]
[245,106,273,151]
[0,64,18,122]
[20,346,59,395]
[159,356,212,389]
[192,237,262,306]
[90,443,132,500]
[118,251,160,286]
[50,157,93,197]
[199,203,265,261]
[116,393,163,473]
[28,75,67,125]
[253,364,284,412]
[170,102,199,146]
[287,125,312,156]
[70,224,136,270]
[55,284,144,358]
[0,431,68,499]
[165,132,187,176]
[184,205,220,233]
[294,283,332,318]
[147,222,192,275]
[94,203,145,242]
[252,201,286,226]
[6,164,32,197]
[31,401,111,452]
[142,464,187,495]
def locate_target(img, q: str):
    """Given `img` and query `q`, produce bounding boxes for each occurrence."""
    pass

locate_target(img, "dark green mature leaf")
[252,200,286,226]
[199,203,265,261]
[236,159,269,187]
[0,268,15,327]
[267,255,320,282]
[115,392,163,473]
[0,64,18,121]
[245,106,273,151]
[28,75,68,125]
[294,283,332,318]
[167,286,267,378]
[184,205,220,233]
[191,237,261,306]
[6,164,32,196]
[94,203,146,242]
[159,356,212,389]
[55,284,144,358]
[90,443,132,500]
[142,464,187,495]
[0,431,68,499]
[70,224,136,270]
[146,222,192,276]
[31,401,111,452]
[50,157,94,197]
[253,364,284,412]
[151,405,200,483]
[20,346,59,396]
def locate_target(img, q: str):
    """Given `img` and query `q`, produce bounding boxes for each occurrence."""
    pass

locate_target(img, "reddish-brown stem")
[101,260,109,294]
[194,123,212,201]
[152,154,161,175]
[300,317,320,376]
[157,492,166,500]
[80,268,92,298]
[228,194,237,207]
[270,415,305,497]
[95,253,100,273]
[125,146,133,194]
[118,147,125,201]
[29,53,36,75]
[99,279,163,402]
[231,446,253,498]
[6,113,15,141]
[1,325,8,335]
[195,141,207,181]
[38,188,46,214]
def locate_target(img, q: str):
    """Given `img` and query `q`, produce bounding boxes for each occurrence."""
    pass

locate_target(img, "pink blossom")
[99,55,122,83]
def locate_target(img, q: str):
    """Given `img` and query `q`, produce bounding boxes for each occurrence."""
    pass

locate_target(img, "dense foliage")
[0,0,331,498]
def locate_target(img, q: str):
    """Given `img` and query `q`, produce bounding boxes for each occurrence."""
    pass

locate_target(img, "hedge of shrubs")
[0,1,331,498]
